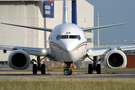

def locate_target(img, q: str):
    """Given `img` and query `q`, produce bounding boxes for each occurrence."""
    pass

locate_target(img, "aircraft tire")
[96,64,101,74]
[64,69,72,75]
[69,69,72,75]
[33,64,37,74]
[88,64,93,74]
[41,64,46,74]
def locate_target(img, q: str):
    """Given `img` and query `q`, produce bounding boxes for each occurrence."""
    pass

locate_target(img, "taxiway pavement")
[0,65,135,79]
[0,74,135,79]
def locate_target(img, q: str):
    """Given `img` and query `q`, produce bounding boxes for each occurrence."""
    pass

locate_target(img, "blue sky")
[89,0,135,45]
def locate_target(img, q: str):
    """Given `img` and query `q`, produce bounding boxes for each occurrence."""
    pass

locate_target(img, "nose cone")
[61,40,78,52]
[64,43,73,51]
[60,40,78,61]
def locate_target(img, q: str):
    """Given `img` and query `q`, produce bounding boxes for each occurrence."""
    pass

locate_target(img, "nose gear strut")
[32,56,46,74]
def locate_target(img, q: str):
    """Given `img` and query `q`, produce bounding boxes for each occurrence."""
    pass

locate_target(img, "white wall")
[77,0,94,48]
[0,1,44,61]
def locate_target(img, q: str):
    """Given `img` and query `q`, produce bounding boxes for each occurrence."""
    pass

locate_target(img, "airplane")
[0,0,134,75]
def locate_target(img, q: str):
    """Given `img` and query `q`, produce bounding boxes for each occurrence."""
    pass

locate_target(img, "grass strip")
[0,78,135,90]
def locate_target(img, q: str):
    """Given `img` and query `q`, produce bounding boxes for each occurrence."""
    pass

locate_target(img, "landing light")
[42,49,47,53]
[88,49,92,53]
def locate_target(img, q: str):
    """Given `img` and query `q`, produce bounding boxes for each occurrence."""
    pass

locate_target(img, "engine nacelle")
[104,50,127,69]
[8,50,30,70]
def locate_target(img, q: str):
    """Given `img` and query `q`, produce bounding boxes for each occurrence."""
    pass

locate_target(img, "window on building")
[84,30,92,33]
[87,38,92,43]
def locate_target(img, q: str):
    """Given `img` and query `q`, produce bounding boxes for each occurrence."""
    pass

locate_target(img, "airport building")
[0,0,94,62]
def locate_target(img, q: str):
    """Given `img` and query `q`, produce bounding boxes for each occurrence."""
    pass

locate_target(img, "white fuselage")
[49,23,87,63]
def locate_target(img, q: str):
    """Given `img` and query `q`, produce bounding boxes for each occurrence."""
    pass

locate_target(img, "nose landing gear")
[64,62,73,75]
[64,69,72,75]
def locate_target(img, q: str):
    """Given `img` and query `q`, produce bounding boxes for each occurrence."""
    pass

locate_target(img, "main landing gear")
[32,56,46,74]
[88,56,101,74]
[64,62,73,75]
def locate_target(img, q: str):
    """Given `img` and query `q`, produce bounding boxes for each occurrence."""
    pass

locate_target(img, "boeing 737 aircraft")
[0,0,134,75]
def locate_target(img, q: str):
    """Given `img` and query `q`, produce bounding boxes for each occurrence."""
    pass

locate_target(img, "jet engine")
[104,50,127,69]
[8,50,30,70]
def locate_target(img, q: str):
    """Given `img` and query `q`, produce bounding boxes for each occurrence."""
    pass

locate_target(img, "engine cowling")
[8,50,30,70]
[104,50,127,69]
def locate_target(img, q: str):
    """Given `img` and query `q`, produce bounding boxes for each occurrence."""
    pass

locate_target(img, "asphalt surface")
[0,74,135,79]
[0,65,135,79]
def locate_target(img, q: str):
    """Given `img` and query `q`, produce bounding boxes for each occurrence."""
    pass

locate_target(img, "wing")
[83,22,128,31]
[86,47,111,56]
[1,22,52,32]
[119,45,135,51]
[0,45,49,56]
[86,45,135,56]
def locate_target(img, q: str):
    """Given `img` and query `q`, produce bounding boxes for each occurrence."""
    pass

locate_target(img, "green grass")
[1,68,135,90]
[0,78,135,90]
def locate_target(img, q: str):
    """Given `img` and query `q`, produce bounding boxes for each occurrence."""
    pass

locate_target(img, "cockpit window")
[69,35,77,39]
[77,35,81,40]
[56,35,81,40]
[56,35,61,40]
[61,35,68,39]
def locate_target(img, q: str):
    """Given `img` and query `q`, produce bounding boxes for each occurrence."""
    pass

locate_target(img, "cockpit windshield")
[61,35,68,39]
[69,35,77,39]
[56,35,81,40]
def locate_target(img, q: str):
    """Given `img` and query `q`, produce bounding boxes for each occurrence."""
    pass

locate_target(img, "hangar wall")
[0,1,44,61]
[77,0,94,48]
[0,1,44,47]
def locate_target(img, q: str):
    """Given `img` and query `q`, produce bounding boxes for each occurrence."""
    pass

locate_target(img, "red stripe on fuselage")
[51,44,67,52]
[71,44,87,52]
[51,43,87,52]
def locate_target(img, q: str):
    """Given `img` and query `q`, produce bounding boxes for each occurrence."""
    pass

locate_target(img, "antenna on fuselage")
[63,0,68,24]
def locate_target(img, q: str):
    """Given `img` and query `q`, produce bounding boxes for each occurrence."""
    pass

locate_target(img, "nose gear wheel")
[64,69,72,75]
[64,62,73,75]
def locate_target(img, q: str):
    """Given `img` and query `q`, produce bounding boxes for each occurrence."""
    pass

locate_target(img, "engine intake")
[8,50,30,70]
[104,50,127,69]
